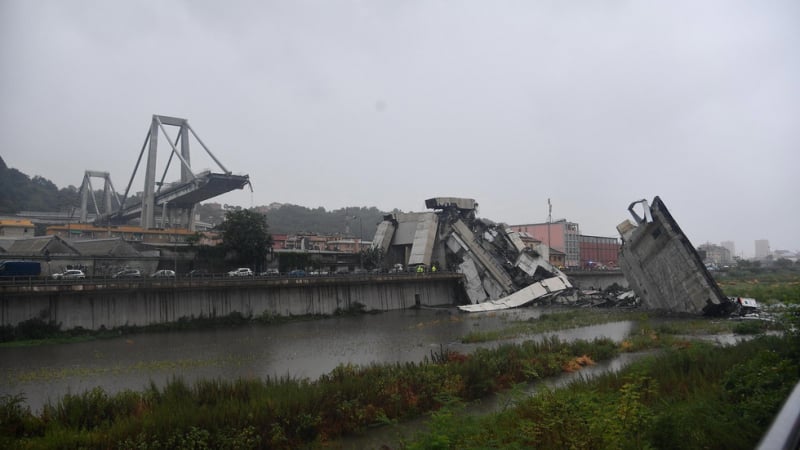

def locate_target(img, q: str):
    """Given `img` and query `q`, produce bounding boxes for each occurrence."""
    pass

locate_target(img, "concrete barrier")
[567,270,628,291]
[0,274,462,330]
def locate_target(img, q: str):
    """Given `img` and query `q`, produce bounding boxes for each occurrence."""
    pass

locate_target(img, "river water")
[0,306,637,412]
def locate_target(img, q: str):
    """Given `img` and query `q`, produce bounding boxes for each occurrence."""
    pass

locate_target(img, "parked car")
[187,269,209,277]
[150,269,175,278]
[260,268,280,276]
[52,269,85,280]
[288,269,306,277]
[113,269,142,279]
[227,268,253,277]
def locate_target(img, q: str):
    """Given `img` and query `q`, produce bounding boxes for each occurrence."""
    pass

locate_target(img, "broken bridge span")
[78,114,250,231]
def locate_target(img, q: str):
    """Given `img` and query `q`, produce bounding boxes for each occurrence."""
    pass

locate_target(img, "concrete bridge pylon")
[92,115,251,230]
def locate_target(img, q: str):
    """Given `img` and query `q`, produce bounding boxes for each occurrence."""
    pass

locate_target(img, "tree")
[185,232,203,247]
[218,209,272,271]
[360,247,384,270]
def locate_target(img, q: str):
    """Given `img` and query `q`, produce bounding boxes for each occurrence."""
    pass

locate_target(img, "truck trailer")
[0,260,42,277]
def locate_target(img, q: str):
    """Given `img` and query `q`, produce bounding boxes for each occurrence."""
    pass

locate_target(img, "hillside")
[0,159,390,237]
[0,157,81,214]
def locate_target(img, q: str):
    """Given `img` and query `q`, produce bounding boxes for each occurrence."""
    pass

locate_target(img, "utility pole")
[357,216,363,267]
[547,198,552,258]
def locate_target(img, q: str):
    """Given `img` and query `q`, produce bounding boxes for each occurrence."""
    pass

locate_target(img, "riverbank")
[0,305,369,347]
[398,334,799,450]
[2,307,795,449]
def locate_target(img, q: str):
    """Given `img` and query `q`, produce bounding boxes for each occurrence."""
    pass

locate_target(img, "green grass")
[717,272,800,305]
[0,336,632,449]
[402,334,800,450]
[462,309,649,343]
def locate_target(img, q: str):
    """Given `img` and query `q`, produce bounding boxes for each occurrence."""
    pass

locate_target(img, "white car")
[227,268,254,277]
[53,269,86,280]
[150,270,176,278]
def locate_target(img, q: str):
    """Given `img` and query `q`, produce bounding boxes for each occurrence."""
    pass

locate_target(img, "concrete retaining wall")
[567,270,629,291]
[1,276,461,330]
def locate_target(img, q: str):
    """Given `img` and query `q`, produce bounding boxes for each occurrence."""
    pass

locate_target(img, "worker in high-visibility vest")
[416,265,424,274]
[431,264,437,273]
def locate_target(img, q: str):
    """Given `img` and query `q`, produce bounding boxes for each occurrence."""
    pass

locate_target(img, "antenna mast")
[547,198,552,256]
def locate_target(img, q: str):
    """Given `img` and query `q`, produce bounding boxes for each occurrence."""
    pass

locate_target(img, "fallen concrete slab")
[617,197,734,316]
[457,276,571,312]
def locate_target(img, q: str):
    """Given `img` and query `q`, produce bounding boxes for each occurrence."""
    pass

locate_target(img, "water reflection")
[0,307,635,412]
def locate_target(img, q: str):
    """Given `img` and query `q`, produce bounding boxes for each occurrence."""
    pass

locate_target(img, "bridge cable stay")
[155,129,184,195]
[186,123,230,175]
[154,116,196,181]
[119,128,152,214]
[100,115,251,230]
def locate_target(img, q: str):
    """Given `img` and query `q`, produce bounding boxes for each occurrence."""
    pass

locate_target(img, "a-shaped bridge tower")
[93,114,250,230]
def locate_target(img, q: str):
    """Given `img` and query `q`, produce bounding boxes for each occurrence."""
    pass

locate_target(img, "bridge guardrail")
[0,271,463,291]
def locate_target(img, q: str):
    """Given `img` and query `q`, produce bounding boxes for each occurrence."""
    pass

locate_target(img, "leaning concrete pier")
[0,274,463,330]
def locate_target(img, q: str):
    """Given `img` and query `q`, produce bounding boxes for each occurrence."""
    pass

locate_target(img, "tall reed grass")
[1,336,622,448]
[403,335,800,450]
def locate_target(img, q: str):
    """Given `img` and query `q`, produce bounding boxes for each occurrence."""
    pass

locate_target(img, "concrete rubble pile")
[372,197,573,312]
[373,195,736,316]
[616,196,735,316]
[543,287,641,309]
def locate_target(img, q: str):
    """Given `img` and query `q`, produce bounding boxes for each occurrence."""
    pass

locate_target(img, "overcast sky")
[1,1,798,257]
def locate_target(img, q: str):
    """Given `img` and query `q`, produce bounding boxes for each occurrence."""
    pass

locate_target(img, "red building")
[270,234,288,250]
[578,235,620,269]
[509,220,580,268]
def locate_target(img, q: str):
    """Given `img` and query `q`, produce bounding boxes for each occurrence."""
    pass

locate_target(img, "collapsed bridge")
[372,196,735,316]
[79,115,250,231]
[371,197,573,312]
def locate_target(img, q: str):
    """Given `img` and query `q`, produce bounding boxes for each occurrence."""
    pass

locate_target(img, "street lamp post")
[357,216,363,267]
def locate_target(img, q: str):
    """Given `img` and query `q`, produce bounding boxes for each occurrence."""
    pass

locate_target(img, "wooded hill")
[0,157,82,214]
[0,158,391,238]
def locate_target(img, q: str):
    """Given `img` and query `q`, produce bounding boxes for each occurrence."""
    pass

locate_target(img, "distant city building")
[509,220,580,268]
[578,235,620,269]
[698,243,733,266]
[755,239,771,259]
[721,241,735,259]
[283,234,330,251]
[772,250,799,263]
[46,223,198,244]
[0,235,158,277]
[270,233,288,250]
[0,219,35,238]
[514,231,542,251]
[326,238,371,254]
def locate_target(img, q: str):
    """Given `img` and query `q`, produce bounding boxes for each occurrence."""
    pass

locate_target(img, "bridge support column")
[141,118,159,229]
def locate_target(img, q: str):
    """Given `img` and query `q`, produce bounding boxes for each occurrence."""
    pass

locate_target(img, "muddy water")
[0,307,636,412]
